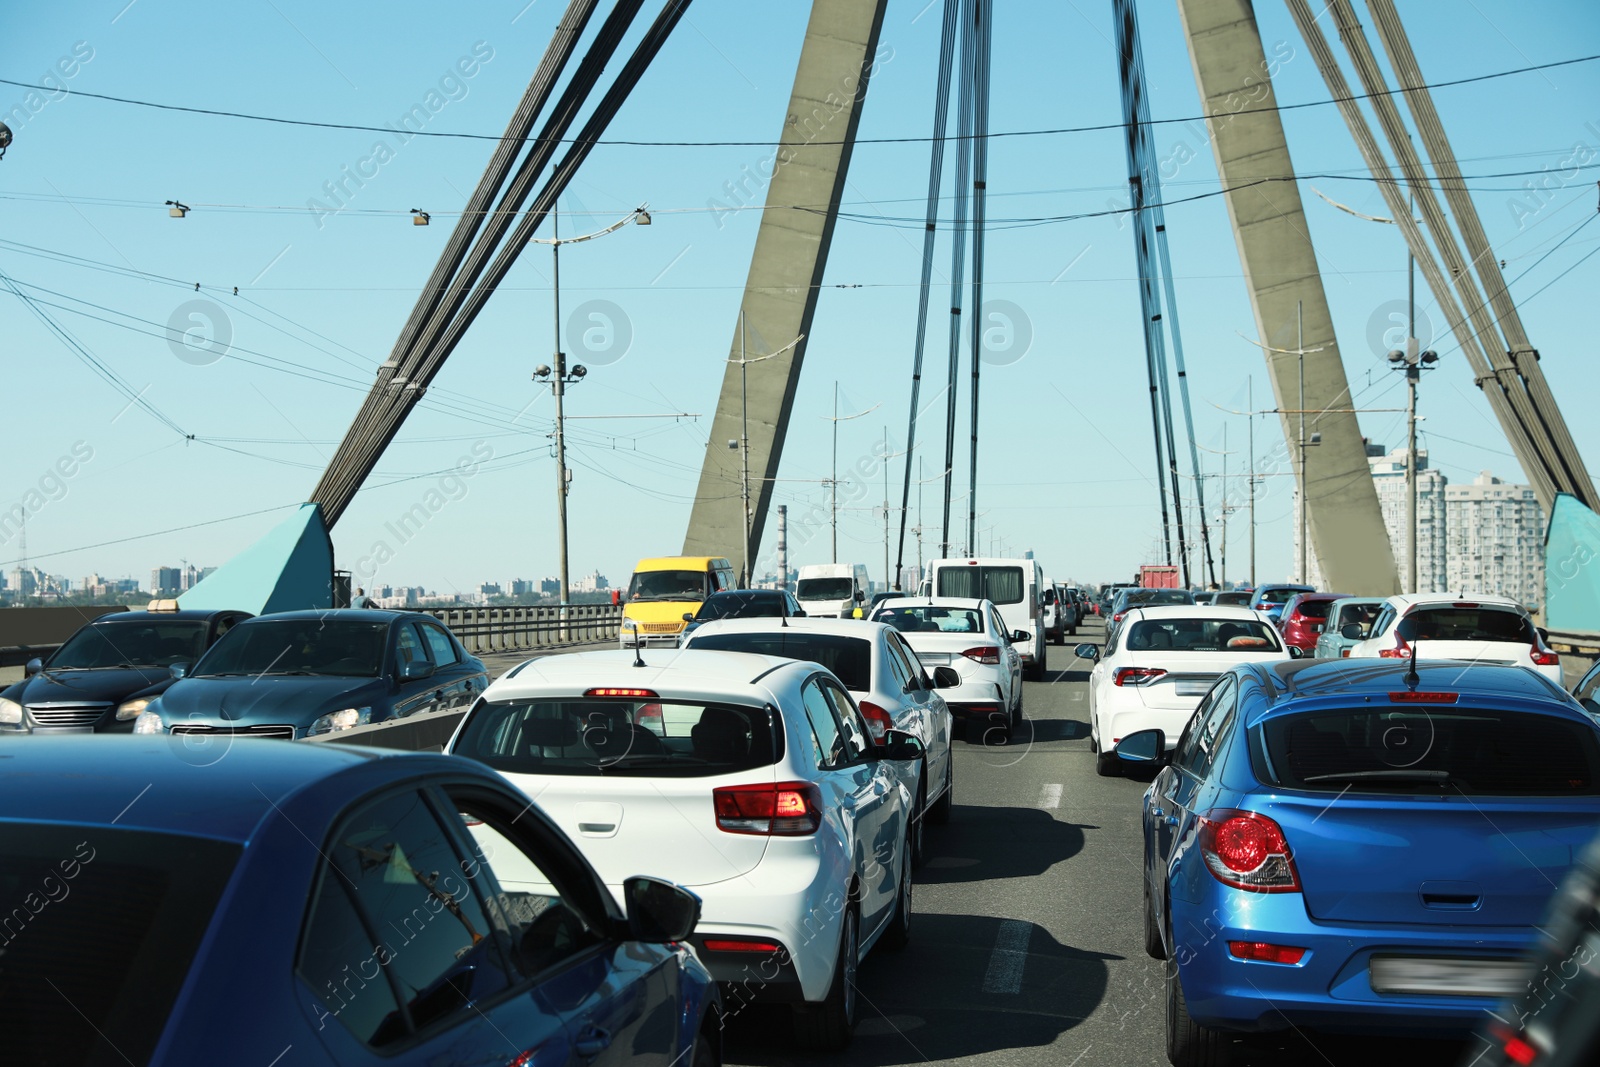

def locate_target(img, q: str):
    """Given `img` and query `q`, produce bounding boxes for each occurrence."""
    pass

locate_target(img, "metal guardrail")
[422,604,622,654]
[1548,629,1600,656]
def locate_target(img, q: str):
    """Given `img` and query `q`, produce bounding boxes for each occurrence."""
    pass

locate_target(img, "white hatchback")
[1345,592,1562,683]
[444,649,921,1051]
[1078,605,1291,776]
[683,617,958,866]
[872,597,1025,742]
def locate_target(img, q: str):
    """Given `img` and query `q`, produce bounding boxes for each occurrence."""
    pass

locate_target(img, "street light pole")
[1389,340,1439,593]
[726,322,802,587]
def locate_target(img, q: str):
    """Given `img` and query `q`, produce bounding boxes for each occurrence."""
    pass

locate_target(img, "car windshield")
[0,824,240,1066]
[1124,618,1282,652]
[1399,606,1533,643]
[937,566,1024,605]
[874,605,987,636]
[627,570,707,601]
[453,699,779,777]
[796,577,853,601]
[1335,602,1383,629]
[688,631,872,690]
[1260,708,1600,795]
[193,619,389,677]
[696,594,785,621]
[48,620,208,669]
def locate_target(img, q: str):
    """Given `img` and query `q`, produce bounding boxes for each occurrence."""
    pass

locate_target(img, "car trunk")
[1124,652,1259,710]
[901,631,999,667]
[1266,793,1596,926]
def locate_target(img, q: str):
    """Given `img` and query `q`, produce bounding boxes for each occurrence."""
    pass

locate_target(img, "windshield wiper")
[1304,769,1458,783]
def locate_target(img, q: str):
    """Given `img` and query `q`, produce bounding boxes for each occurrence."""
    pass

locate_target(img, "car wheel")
[909,776,927,869]
[1095,745,1121,777]
[1143,879,1167,960]
[1166,965,1232,1066]
[929,752,954,824]
[880,835,913,950]
[793,903,858,1051]
[1027,657,1045,682]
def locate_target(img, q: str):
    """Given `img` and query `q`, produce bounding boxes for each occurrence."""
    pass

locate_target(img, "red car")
[1276,592,1351,654]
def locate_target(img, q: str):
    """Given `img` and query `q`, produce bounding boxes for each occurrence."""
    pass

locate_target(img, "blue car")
[134,609,488,739]
[1118,658,1600,1065]
[1250,583,1314,624]
[0,736,720,1066]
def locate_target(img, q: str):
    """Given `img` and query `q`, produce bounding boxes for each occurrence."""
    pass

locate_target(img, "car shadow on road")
[917,805,1088,884]
[720,913,1118,1067]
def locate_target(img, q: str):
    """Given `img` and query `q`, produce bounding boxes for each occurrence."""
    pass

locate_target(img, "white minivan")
[796,562,871,618]
[924,557,1047,679]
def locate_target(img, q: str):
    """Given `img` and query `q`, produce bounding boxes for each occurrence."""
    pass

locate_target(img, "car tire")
[880,835,913,951]
[793,903,858,1051]
[929,752,954,824]
[1143,879,1167,961]
[1166,966,1231,1067]
[1095,746,1121,777]
[909,776,927,869]
[1027,657,1045,682]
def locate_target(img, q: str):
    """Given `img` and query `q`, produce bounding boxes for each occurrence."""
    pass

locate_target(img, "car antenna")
[1404,631,1420,689]
[631,625,646,669]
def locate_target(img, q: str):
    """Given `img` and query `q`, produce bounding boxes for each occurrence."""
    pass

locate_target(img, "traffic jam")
[4,557,1600,1066]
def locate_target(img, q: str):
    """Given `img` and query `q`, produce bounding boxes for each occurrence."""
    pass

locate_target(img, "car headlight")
[132,711,165,734]
[0,697,21,725]
[308,707,372,736]
[116,697,154,721]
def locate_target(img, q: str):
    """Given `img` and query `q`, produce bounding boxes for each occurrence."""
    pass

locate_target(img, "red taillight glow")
[1378,634,1410,659]
[962,646,1001,665]
[858,700,895,742]
[1113,666,1168,687]
[1112,612,1126,622]
[1228,941,1306,965]
[712,781,821,836]
[1199,809,1300,893]
[584,687,660,699]
[1531,645,1560,667]
[1388,691,1458,704]
[702,938,785,953]
[1502,1036,1537,1066]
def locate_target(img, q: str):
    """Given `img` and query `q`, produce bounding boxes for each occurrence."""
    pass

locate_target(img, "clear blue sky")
[3,0,1597,594]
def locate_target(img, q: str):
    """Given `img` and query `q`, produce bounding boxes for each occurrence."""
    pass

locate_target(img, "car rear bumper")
[1170,889,1532,1036]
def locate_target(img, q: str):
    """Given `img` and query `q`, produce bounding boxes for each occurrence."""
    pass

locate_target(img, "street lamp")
[1388,346,1440,593]
[727,313,803,587]
[530,204,649,616]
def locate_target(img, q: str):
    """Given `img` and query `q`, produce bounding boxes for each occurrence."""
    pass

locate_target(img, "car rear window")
[697,594,785,620]
[873,605,988,637]
[1125,618,1282,652]
[687,632,872,690]
[1295,600,1334,620]
[1258,708,1600,795]
[0,825,240,1066]
[453,699,780,777]
[796,577,853,600]
[937,566,1024,605]
[1400,606,1533,643]
[1334,602,1383,629]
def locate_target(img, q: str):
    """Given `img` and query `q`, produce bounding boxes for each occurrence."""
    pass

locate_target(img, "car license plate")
[917,653,952,665]
[1368,956,1528,997]
[1173,679,1214,697]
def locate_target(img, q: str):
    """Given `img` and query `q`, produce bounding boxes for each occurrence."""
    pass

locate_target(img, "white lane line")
[1038,783,1063,809]
[981,919,1033,994]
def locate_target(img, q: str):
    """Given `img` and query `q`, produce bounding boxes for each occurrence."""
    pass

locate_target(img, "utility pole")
[1297,301,1307,585]
[726,317,801,587]
[1248,377,1257,589]
[819,382,878,564]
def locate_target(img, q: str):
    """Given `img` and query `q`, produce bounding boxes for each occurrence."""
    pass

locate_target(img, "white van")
[794,562,871,618]
[924,557,1047,679]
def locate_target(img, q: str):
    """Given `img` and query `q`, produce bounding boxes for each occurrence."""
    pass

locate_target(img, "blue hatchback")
[1117,658,1600,1065]
[0,737,720,1066]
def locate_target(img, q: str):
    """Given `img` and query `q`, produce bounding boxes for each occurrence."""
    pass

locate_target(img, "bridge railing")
[422,604,622,654]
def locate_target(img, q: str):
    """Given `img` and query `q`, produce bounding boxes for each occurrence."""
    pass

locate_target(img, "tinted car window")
[1124,618,1281,652]
[689,631,872,690]
[194,619,389,678]
[422,623,459,665]
[695,593,788,620]
[1214,591,1252,606]
[299,867,407,1046]
[396,621,428,669]
[937,566,1024,605]
[873,605,986,634]
[628,571,706,601]
[1335,602,1383,630]
[50,620,208,669]
[796,577,853,600]
[1400,607,1533,643]
[0,826,240,1066]
[1294,600,1334,620]
[1260,709,1600,795]
[454,699,778,777]
[800,681,847,769]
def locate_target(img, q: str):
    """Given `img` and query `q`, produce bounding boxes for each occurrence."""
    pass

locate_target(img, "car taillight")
[713,782,821,836]
[858,700,894,742]
[1112,612,1125,622]
[1113,667,1168,687]
[1378,634,1410,659]
[962,646,1001,665]
[1228,941,1306,965]
[1531,645,1560,667]
[702,938,786,953]
[1198,809,1300,893]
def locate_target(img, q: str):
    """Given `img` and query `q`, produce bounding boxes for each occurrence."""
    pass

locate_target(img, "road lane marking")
[982,919,1033,994]
[1038,783,1063,809]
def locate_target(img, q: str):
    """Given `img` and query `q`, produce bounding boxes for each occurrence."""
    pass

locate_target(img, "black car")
[678,588,804,644]
[0,608,252,733]
[133,609,488,739]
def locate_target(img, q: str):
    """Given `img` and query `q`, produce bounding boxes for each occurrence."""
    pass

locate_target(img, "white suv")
[444,648,921,1051]
[1346,593,1561,683]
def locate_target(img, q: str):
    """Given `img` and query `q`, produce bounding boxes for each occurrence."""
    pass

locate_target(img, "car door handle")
[1164,814,1179,826]
[1150,806,1164,819]
[575,1025,612,1058]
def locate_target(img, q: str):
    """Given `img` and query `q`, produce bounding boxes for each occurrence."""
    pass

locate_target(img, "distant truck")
[1139,564,1180,589]
[794,563,871,618]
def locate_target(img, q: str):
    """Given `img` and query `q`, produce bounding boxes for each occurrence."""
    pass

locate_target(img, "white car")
[444,648,920,1051]
[1345,592,1562,684]
[683,617,958,866]
[872,597,1025,743]
[1078,605,1291,776]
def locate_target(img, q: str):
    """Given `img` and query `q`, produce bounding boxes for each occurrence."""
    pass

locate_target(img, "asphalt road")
[721,618,1476,1067]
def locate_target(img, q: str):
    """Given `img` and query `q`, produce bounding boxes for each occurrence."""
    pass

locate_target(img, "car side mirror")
[398,658,434,682]
[1537,626,1551,644]
[622,876,702,943]
[1340,623,1364,641]
[880,728,924,761]
[1011,630,1031,644]
[793,609,806,617]
[24,657,43,678]
[931,666,961,689]
[1074,643,1099,660]
[1116,728,1169,766]
[168,662,190,680]
[682,612,695,622]
[1288,645,1306,659]
[855,591,865,602]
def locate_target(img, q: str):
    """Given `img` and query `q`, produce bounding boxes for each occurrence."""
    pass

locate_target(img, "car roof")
[0,736,395,844]
[873,596,993,611]
[705,588,785,599]
[689,617,890,640]
[237,608,407,623]
[492,647,812,700]
[1287,592,1350,604]
[1385,592,1527,611]
[1127,605,1267,621]
[1239,658,1577,722]
[90,609,238,623]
